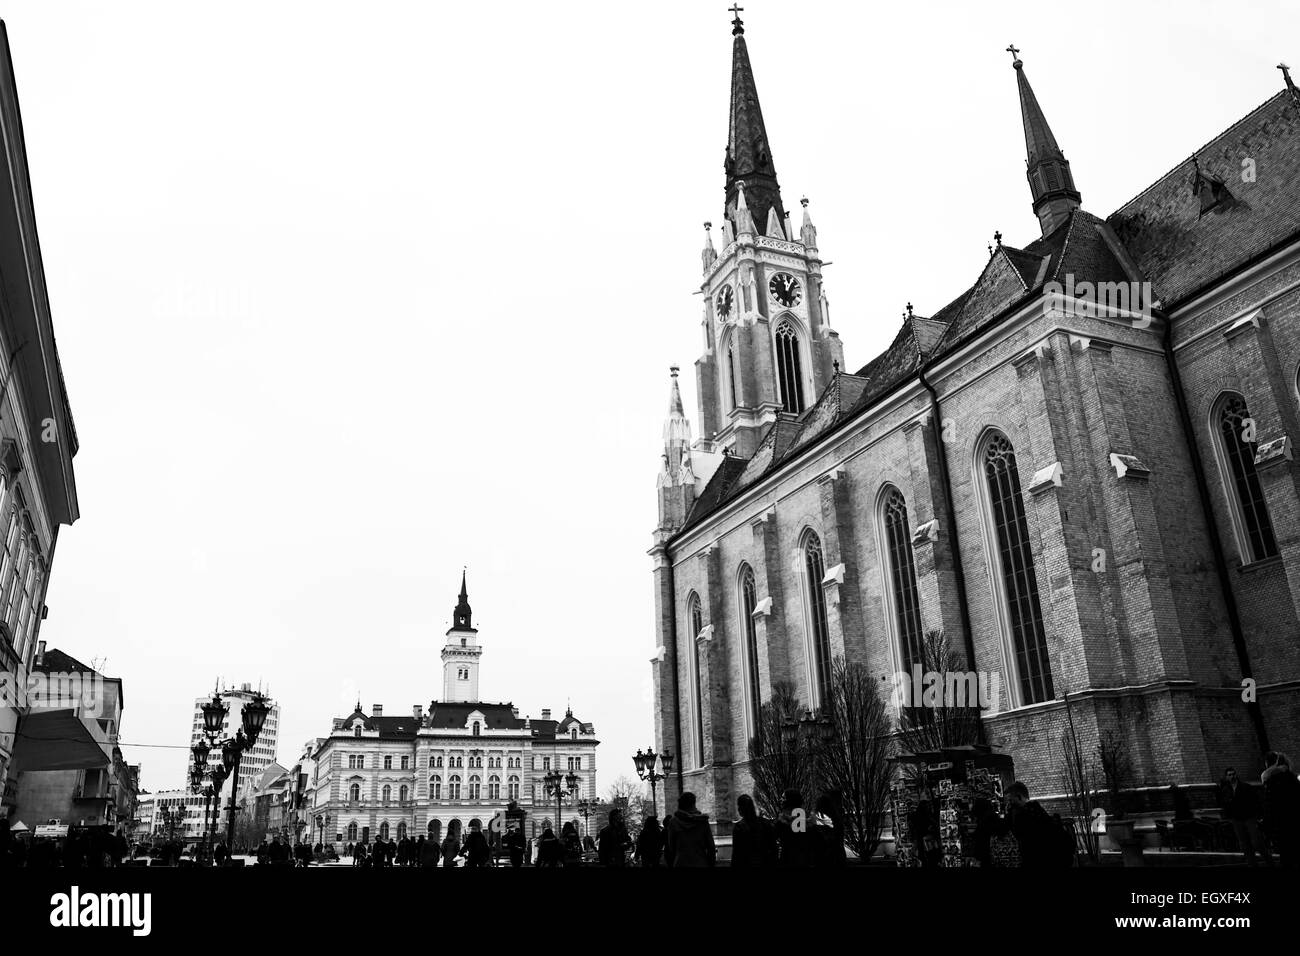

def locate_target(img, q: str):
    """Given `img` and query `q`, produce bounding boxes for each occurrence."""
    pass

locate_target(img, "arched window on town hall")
[801,531,832,708]
[379,822,389,841]
[448,775,462,800]
[774,320,806,414]
[381,784,391,803]
[1214,392,1279,563]
[489,775,501,800]
[738,564,763,740]
[349,783,360,803]
[347,822,358,842]
[978,431,1053,705]
[686,592,705,769]
[399,785,408,803]
[430,775,442,800]
[879,486,925,674]
[508,776,520,801]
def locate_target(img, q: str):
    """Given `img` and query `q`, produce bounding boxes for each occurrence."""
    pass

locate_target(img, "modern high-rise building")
[190,684,280,805]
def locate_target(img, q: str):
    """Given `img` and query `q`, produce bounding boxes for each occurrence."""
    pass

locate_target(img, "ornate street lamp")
[200,690,273,859]
[542,768,580,842]
[633,747,673,819]
[575,798,597,841]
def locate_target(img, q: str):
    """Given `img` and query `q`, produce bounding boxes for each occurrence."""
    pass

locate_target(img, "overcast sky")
[7,0,1297,795]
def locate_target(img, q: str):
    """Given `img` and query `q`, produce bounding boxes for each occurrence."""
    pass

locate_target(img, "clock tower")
[441,570,481,702]
[695,10,843,459]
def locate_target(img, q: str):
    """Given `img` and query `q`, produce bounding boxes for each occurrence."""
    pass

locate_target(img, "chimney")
[511,706,519,719]
[372,704,383,717]
[35,640,45,666]
[541,708,552,720]
[413,704,423,722]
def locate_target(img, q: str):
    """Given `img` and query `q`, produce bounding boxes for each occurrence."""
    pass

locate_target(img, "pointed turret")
[799,196,818,250]
[701,221,717,272]
[657,366,696,530]
[725,11,786,237]
[453,570,472,630]
[1009,46,1081,236]
[734,179,757,236]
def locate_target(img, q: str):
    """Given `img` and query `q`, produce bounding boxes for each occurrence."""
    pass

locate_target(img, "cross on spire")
[730,4,744,35]
[1006,43,1021,66]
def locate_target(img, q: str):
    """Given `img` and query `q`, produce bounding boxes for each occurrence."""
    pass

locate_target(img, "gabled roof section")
[1107,90,1300,309]
[32,648,96,675]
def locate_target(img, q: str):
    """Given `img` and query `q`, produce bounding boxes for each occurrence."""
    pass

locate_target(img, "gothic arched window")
[774,320,805,414]
[738,564,763,739]
[1215,393,1279,563]
[880,487,925,674]
[686,592,705,768]
[980,431,1053,705]
[727,342,739,410]
[801,530,832,707]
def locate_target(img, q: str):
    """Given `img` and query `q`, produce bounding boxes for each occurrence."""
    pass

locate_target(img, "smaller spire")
[799,196,818,249]
[735,180,757,236]
[765,206,784,239]
[702,221,717,272]
[452,570,472,629]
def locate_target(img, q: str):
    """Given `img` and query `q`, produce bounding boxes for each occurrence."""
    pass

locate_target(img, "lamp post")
[575,798,597,841]
[190,739,221,865]
[633,747,674,818]
[542,769,579,838]
[200,689,271,860]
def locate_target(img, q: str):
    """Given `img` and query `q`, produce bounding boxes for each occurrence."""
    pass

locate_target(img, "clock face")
[769,272,802,308]
[715,285,734,321]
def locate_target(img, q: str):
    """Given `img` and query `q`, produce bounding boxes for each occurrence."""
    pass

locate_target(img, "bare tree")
[894,629,982,759]
[1097,729,1132,820]
[746,680,817,819]
[1058,717,1100,864]
[817,656,894,860]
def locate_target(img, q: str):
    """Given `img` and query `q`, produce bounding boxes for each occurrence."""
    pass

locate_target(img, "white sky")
[6,0,1296,795]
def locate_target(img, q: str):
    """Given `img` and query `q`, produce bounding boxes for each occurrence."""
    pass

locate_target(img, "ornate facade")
[650,14,1300,827]
[312,575,599,847]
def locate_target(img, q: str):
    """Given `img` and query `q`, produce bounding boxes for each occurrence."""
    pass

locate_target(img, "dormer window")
[353,725,361,737]
[472,721,481,737]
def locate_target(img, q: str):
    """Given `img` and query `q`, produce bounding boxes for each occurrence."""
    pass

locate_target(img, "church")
[311,574,600,848]
[650,11,1300,827]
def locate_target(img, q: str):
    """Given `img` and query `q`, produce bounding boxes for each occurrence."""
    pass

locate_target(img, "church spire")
[1009,45,1081,236]
[725,8,786,239]
[453,569,472,629]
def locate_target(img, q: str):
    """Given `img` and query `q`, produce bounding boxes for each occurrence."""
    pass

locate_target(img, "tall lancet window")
[738,565,762,740]
[980,432,1053,705]
[801,531,832,708]
[727,343,739,410]
[686,593,705,768]
[880,487,925,675]
[775,320,805,414]
[1215,393,1279,562]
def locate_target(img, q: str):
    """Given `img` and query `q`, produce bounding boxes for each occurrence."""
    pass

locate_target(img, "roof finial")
[1006,43,1022,68]
[906,302,914,318]
[833,359,840,376]
[730,3,744,35]
[1281,63,1299,102]
[994,230,1003,247]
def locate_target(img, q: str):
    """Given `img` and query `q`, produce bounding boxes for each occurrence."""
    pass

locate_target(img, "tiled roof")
[1108,91,1300,309]
[33,648,97,675]
[672,86,1300,543]
[336,703,591,741]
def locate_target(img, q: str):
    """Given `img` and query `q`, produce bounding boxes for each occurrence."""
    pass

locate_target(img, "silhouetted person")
[635,816,664,867]
[665,791,716,867]
[731,794,778,867]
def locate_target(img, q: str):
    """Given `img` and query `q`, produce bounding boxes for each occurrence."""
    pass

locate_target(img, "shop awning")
[11,709,110,772]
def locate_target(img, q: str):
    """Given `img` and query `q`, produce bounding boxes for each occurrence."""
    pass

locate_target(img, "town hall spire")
[725,8,786,239]
[1010,46,1081,236]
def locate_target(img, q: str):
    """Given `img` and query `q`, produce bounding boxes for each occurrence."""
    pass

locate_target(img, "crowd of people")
[2,752,1296,868]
